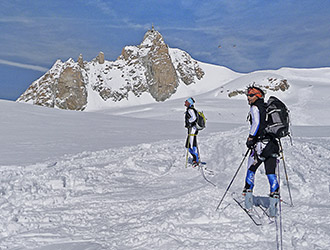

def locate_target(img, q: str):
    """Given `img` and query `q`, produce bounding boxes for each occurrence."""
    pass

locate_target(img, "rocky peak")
[17,27,205,110]
[140,26,166,49]
[78,54,84,68]
[138,27,179,101]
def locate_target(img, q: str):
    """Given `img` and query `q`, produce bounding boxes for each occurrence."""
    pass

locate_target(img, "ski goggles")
[246,88,263,98]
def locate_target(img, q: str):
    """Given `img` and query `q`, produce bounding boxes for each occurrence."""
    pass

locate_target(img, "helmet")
[185,97,195,107]
[246,86,264,99]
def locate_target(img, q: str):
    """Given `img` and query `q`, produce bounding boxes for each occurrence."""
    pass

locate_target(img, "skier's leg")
[265,157,280,193]
[243,150,262,209]
[266,157,280,216]
[188,127,199,164]
[243,150,262,191]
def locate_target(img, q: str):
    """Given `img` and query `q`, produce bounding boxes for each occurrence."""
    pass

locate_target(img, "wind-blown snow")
[1,66,330,249]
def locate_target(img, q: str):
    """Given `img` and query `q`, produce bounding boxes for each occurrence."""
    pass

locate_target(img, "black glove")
[246,137,256,149]
[185,123,191,128]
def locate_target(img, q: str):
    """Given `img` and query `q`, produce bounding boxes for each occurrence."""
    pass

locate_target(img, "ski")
[231,192,262,226]
[187,158,215,186]
[200,166,216,187]
[187,162,212,174]
[187,158,207,166]
[258,199,282,249]
[276,194,284,250]
[256,204,276,225]
[239,193,284,249]
[187,158,213,175]
[257,204,271,218]
[200,164,214,175]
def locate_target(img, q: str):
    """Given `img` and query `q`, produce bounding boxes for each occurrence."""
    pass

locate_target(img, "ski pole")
[277,157,284,250]
[185,148,189,168]
[196,140,201,164]
[216,149,250,211]
[278,139,293,207]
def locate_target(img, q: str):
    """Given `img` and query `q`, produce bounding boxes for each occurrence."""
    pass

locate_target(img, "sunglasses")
[246,93,256,97]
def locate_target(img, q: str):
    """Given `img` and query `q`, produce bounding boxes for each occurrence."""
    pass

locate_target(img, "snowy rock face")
[17,27,205,109]
[56,67,87,110]
[17,59,88,110]
[139,28,178,101]
[228,77,290,98]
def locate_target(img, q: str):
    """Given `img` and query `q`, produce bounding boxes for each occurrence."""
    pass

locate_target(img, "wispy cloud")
[85,0,117,18]
[0,59,48,72]
[0,17,32,24]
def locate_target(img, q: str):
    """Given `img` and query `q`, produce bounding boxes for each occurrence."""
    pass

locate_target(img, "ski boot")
[192,160,199,168]
[269,192,279,217]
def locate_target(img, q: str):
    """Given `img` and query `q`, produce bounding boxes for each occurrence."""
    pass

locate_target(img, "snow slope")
[1,67,330,249]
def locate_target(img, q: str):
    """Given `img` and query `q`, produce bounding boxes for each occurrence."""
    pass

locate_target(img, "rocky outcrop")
[78,54,84,68]
[97,52,105,64]
[17,27,205,110]
[170,49,205,86]
[56,67,87,110]
[17,59,88,111]
[139,28,178,101]
[228,78,290,98]
[265,78,290,91]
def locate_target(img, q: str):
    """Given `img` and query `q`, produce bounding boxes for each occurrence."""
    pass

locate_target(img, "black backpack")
[264,96,290,138]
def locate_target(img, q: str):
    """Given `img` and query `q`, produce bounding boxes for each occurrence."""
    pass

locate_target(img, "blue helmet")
[186,97,195,106]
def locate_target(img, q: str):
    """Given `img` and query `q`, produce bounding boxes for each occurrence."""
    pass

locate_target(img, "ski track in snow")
[0,127,330,249]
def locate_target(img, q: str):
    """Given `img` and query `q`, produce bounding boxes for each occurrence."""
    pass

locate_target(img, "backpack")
[195,109,207,130]
[264,96,290,138]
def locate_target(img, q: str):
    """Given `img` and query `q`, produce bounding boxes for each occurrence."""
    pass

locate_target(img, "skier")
[243,86,280,216]
[184,97,200,167]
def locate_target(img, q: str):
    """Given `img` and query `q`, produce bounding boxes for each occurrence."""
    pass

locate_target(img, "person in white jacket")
[184,97,199,167]
[243,86,280,217]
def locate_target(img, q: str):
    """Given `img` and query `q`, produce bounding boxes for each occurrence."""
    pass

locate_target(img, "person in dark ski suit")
[184,97,200,166]
[243,86,280,215]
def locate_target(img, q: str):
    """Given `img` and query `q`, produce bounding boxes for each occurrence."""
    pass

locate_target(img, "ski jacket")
[248,98,279,159]
[248,98,266,140]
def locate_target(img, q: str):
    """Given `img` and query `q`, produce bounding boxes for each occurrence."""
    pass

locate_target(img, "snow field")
[1,126,330,249]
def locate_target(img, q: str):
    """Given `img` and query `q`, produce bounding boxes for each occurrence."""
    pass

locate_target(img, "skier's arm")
[188,109,197,124]
[249,105,260,138]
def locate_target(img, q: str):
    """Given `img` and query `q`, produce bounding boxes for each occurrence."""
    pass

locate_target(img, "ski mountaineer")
[184,97,200,167]
[243,86,280,217]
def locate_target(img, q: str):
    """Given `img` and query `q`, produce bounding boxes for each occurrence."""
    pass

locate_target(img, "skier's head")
[246,85,264,105]
[185,97,195,108]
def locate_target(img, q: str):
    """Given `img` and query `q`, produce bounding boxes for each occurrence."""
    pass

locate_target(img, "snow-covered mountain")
[17,26,302,114]
[17,27,212,111]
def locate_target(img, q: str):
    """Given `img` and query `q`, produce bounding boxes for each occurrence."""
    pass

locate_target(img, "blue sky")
[1,0,330,100]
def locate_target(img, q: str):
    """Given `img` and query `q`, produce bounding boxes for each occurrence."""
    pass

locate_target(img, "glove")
[246,137,255,149]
